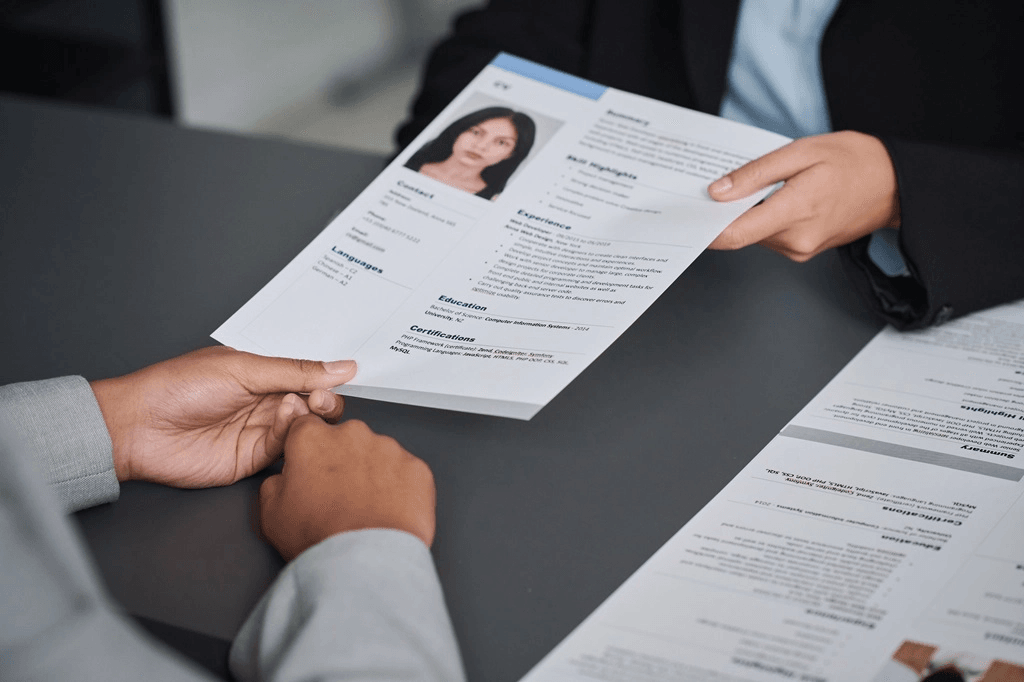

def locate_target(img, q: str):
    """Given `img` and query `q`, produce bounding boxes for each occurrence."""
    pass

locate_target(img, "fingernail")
[323,359,356,375]
[709,176,732,195]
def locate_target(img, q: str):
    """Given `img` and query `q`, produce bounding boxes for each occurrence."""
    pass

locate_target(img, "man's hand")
[90,346,356,487]
[258,416,436,560]
[707,131,900,261]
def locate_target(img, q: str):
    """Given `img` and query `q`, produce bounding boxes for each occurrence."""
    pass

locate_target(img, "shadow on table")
[134,615,232,680]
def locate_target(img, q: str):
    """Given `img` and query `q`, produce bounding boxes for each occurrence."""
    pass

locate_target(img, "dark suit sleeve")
[396,0,596,149]
[841,139,1024,330]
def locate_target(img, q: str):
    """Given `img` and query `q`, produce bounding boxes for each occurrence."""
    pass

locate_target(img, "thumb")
[236,353,357,395]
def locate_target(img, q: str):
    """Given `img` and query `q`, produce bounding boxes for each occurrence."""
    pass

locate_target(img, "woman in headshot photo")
[404,106,536,200]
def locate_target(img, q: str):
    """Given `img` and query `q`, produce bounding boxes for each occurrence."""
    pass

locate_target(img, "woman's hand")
[707,131,900,261]
[90,347,356,487]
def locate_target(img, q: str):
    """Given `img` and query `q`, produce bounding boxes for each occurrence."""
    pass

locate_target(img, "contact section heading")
[490,52,607,100]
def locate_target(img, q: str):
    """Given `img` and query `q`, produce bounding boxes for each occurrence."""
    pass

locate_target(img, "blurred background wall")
[0,0,481,154]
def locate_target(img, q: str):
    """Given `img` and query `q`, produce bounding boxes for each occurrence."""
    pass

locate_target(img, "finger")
[707,182,804,251]
[282,413,328,457]
[258,472,282,509]
[235,353,358,395]
[257,473,283,535]
[708,139,817,202]
[308,388,345,423]
[262,394,310,463]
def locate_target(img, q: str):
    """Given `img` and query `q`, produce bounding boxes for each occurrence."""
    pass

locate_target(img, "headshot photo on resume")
[404,104,537,200]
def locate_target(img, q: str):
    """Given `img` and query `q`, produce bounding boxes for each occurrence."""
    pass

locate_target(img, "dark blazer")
[397,0,1023,329]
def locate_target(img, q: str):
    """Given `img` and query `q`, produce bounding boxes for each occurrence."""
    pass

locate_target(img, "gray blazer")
[0,376,465,681]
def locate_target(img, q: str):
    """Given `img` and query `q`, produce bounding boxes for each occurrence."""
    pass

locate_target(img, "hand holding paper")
[90,347,355,487]
[708,130,900,261]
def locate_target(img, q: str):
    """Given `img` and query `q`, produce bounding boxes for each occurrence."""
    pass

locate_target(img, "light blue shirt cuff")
[866,227,911,278]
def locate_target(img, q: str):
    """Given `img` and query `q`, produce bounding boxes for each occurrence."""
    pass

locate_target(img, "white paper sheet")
[213,53,790,419]
[521,300,1024,681]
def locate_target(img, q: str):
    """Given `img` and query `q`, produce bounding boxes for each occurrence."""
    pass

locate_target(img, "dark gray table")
[0,94,884,681]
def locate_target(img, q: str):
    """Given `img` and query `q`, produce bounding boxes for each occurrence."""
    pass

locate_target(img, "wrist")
[90,376,140,482]
[864,132,901,229]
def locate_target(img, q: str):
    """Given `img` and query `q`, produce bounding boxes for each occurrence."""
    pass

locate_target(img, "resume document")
[214,54,788,419]
[521,300,1024,680]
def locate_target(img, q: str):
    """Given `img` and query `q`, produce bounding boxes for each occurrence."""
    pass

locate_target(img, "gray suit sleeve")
[0,376,119,512]
[230,529,466,682]
[0,406,219,681]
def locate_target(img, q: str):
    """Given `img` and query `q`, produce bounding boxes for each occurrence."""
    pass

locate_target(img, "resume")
[520,299,1024,680]
[213,53,789,419]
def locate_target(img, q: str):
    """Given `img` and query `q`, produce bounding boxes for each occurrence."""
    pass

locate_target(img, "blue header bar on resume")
[490,53,607,101]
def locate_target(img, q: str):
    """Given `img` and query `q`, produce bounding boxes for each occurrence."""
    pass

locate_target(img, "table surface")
[0,94,884,681]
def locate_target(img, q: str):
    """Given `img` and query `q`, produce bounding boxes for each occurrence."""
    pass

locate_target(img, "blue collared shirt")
[720,0,839,139]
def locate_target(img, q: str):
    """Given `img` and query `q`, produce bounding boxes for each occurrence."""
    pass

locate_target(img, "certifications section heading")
[490,52,608,100]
